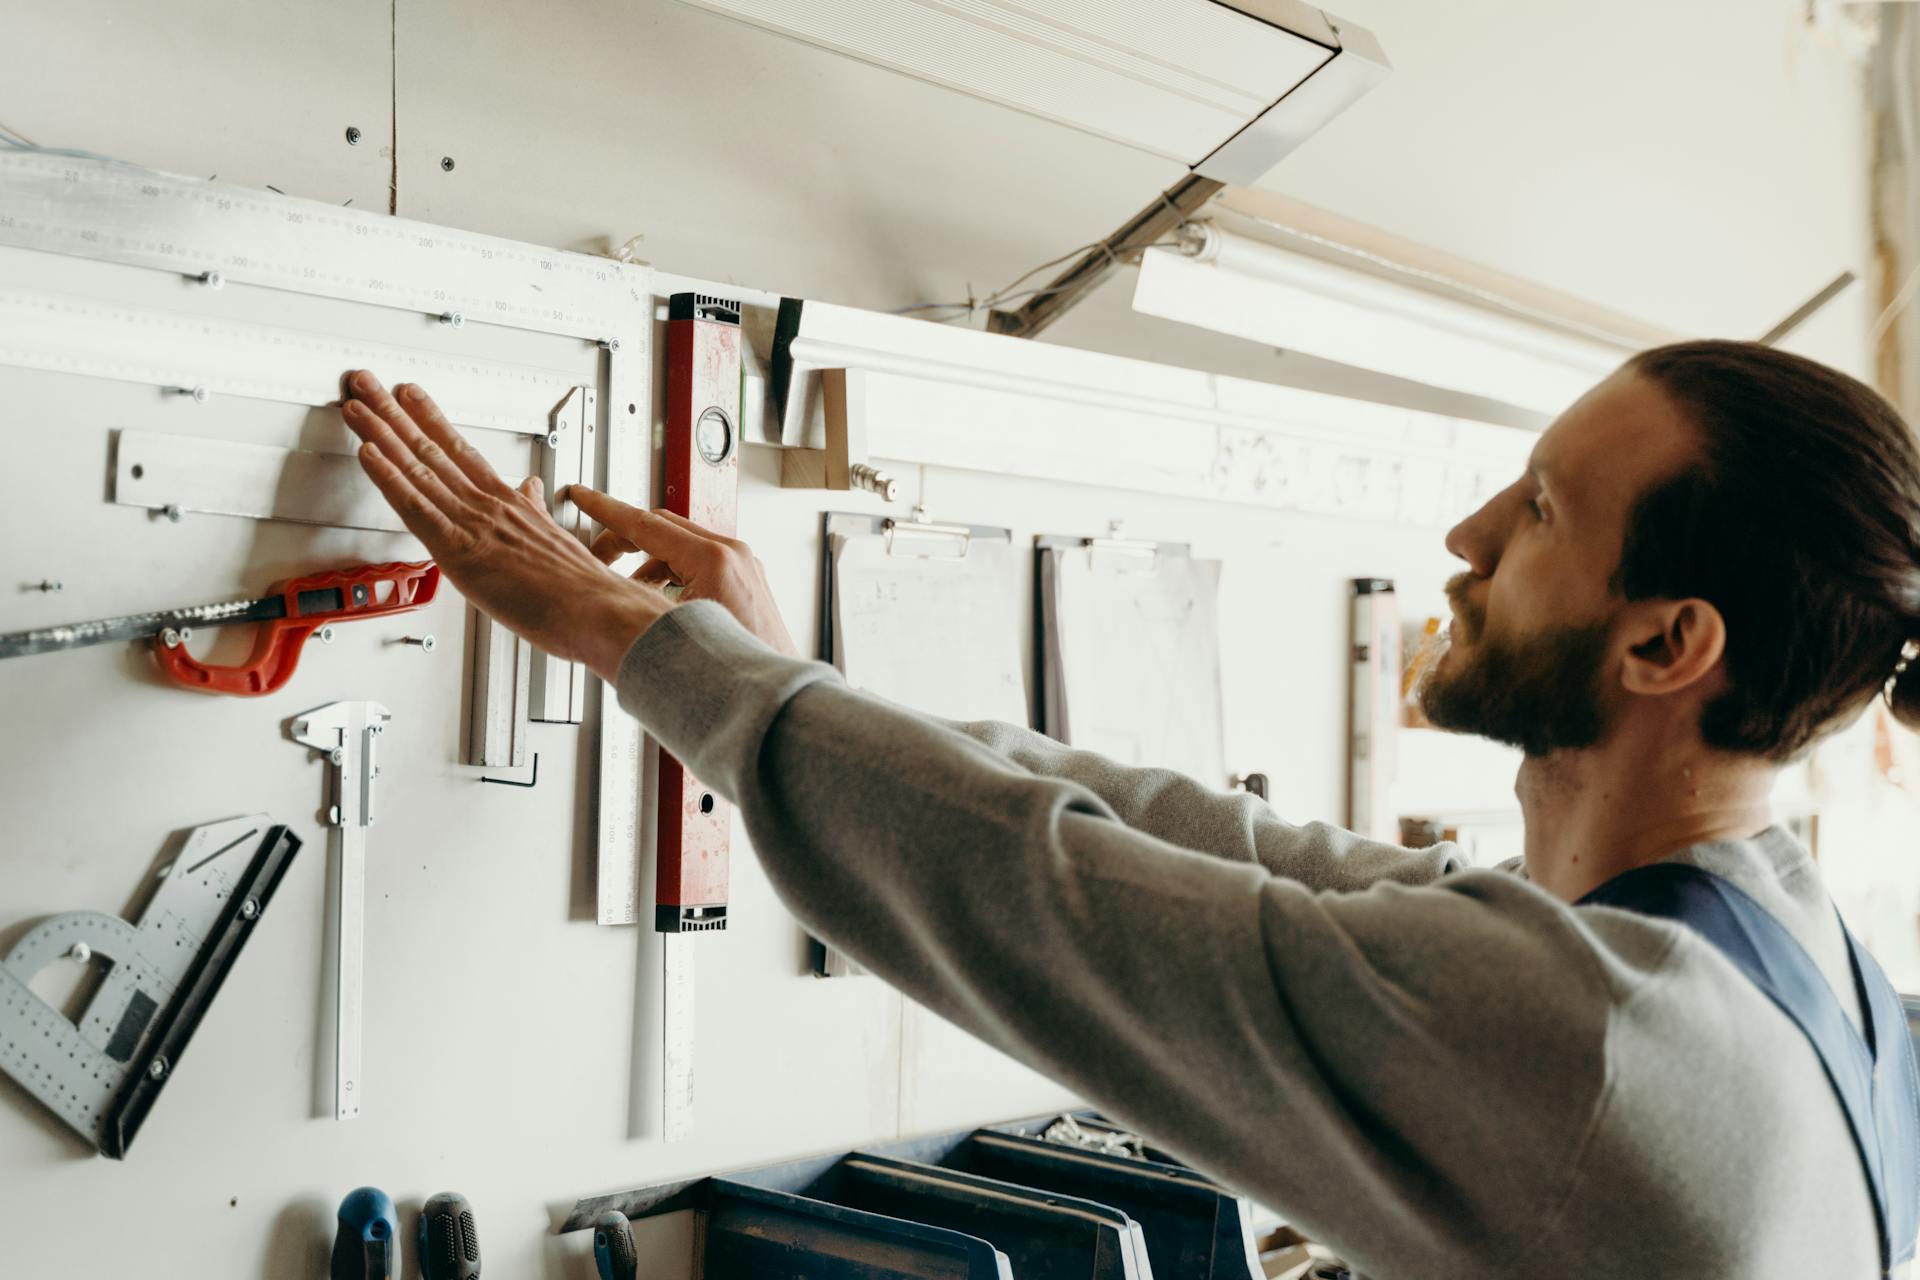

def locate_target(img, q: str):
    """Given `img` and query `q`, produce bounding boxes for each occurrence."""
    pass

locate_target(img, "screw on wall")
[440,156,456,172]
[345,126,362,146]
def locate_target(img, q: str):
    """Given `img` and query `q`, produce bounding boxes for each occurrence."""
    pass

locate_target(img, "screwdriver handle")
[155,561,439,696]
[593,1210,637,1280]
[330,1186,397,1280]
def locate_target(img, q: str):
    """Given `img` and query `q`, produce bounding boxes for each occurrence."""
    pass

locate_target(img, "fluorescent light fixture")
[674,0,1388,183]
[1132,225,1633,415]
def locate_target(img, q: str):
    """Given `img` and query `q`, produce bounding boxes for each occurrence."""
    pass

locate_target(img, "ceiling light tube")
[1132,223,1633,415]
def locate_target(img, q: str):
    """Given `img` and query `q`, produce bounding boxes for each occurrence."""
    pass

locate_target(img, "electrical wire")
[894,230,1185,327]
[0,122,127,165]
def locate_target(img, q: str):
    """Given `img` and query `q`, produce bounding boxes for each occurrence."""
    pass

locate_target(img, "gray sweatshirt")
[618,601,1895,1280]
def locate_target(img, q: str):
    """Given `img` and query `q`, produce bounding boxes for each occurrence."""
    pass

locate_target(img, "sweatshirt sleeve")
[941,717,1464,889]
[617,603,1619,1277]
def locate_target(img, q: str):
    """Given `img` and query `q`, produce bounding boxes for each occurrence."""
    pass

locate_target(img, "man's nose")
[1444,496,1502,578]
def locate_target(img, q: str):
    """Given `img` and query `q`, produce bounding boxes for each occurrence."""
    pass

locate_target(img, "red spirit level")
[657,292,741,933]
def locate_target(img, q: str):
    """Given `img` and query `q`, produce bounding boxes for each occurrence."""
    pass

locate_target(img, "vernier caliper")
[291,700,390,1121]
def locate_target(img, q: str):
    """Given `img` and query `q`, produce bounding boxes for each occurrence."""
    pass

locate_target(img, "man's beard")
[1418,575,1615,758]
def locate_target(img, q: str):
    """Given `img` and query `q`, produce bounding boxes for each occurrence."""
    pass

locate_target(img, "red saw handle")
[155,561,441,697]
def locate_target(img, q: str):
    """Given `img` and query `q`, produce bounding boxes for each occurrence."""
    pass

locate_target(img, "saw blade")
[0,595,282,659]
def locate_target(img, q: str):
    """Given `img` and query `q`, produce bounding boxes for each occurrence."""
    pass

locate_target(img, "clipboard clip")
[883,506,973,559]
[1087,521,1160,572]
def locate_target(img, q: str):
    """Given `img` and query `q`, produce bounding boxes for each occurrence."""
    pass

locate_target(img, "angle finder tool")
[0,561,440,695]
[291,700,392,1121]
[656,291,741,1141]
[0,816,301,1157]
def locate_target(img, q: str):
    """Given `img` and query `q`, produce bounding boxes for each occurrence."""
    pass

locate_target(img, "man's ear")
[1617,598,1727,697]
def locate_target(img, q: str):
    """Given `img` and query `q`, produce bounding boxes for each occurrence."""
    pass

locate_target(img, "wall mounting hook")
[480,752,539,789]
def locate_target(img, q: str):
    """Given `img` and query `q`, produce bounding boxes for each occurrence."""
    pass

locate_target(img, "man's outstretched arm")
[942,717,1462,888]
[617,599,1618,1279]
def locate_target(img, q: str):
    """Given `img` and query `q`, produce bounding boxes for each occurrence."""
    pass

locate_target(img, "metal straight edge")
[0,153,639,342]
[532,386,593,724]
[595,293,652,927]
[662,933,695,1142]
[468,611,531,769]
[336,821,368,1121]
[111,430,412,533]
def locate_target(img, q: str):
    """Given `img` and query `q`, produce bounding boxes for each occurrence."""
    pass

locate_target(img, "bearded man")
[336,340,1920,1279]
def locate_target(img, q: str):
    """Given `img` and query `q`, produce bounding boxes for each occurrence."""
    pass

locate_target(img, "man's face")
[1419,369,1700,756]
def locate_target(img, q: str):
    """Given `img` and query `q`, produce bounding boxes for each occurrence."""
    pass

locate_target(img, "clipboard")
[1035,531,1227,787]
[813,509,1029,979]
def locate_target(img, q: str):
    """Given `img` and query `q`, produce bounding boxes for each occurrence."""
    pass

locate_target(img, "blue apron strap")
[1580,863,1920,1274]
[1847,927,1920,1269]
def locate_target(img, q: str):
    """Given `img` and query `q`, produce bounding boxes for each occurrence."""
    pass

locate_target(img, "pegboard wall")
[0,152,1498,1279]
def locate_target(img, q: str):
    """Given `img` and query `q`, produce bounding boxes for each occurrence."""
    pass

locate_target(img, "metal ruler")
[0,153,637,340]
[0,286,574,433]
[291,700,391,1121]
[0,816,301,1157]
[661,935,696,1142]
[594,334,654,927]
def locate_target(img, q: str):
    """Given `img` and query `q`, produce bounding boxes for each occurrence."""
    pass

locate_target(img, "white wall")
[0,1,1878,1276]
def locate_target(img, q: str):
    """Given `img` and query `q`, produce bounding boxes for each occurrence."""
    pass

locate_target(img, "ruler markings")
[0,154,635,340]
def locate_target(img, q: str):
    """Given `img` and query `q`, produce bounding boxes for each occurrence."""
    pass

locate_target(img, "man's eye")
[1526,498,1546,520]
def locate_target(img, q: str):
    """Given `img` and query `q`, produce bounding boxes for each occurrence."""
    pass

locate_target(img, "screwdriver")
[330,1186,397,1280]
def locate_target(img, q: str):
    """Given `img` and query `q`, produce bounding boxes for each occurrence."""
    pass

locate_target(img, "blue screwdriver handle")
[331,1186,397,1280]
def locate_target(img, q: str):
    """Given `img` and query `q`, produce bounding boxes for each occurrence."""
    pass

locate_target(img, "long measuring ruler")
[0,152,635,339]
[594,326,654,927]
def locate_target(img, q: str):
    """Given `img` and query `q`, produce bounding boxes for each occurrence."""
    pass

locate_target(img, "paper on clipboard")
[820,517,1079,1128]
[1048,544,1227,786]
[829,531,1028,725]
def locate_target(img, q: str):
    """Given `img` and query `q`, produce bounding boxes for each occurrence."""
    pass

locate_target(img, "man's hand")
[573,492,799,658]
[338,371,791,681]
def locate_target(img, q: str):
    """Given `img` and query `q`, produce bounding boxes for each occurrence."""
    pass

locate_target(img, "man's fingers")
[342,396,468,517]
[570,488,723,564]
[572,487,738,556]
[394,381,517,497]
[644,505,751,553]
[590,526,639,565]
[519,474,545,505]
[356,442,466,553]
[568,485,648,531]
[631,557,676,587]
[344,371,481,503]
